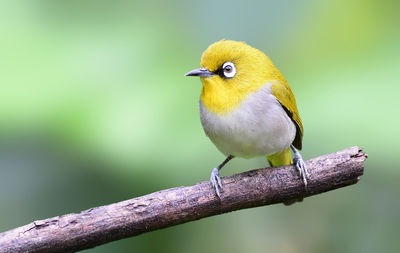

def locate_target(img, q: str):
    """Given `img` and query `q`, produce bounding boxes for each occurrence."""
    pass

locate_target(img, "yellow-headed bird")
[185,40,308,198]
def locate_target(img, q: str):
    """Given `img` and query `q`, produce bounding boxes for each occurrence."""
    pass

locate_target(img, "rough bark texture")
[0,146,367,253]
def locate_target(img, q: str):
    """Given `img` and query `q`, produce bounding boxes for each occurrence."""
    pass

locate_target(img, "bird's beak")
[184,67,214,77]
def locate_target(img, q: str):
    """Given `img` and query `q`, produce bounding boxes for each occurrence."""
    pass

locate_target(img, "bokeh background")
[1,0,399,252]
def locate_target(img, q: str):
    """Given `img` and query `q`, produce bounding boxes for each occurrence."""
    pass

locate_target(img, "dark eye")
[222,62,236,78]
[224,65,232,72]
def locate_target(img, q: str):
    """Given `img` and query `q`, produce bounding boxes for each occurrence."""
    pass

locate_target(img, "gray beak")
[184,67,214,77]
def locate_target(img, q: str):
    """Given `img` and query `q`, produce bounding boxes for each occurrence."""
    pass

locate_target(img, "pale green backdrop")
[1,0,399,252]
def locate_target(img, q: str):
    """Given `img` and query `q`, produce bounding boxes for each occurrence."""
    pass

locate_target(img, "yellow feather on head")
[199,40,286,115]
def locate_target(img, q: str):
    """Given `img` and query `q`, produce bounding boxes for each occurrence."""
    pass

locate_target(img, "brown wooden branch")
[0,146,367,253]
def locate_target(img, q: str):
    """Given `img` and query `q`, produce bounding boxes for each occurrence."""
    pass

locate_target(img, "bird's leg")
[290,145,309,191]
[210,155,234,197]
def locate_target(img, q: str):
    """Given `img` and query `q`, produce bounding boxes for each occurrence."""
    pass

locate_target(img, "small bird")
[185,40,308,199]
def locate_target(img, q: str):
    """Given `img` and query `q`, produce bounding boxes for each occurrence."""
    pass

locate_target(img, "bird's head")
[185,40,282,114]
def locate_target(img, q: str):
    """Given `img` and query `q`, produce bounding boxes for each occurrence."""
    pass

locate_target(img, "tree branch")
[0,146,367,253]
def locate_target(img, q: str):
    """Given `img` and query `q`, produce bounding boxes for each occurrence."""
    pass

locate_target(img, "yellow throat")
[199,40,287,115]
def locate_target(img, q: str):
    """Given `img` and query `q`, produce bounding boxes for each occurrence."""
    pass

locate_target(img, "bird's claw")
[290,145,309,192]
[210,168,222,197]
[294,155,309,191]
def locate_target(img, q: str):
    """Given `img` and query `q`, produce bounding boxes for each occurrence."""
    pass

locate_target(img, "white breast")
[199,82,296,158]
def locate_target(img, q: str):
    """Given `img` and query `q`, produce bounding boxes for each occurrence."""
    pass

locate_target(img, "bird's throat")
[200,78,264,115]
[200,82,241,115]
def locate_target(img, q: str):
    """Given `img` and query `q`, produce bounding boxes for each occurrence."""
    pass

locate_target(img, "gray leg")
[290,145,309,190]
[210,155,234,197]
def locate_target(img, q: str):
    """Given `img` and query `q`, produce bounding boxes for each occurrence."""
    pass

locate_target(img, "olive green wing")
[271,81,303,150]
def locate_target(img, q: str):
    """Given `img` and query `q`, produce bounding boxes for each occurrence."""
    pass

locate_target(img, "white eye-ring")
[222,62,236,78]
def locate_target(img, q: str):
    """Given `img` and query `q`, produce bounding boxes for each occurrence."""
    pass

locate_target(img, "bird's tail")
[266,147,303,205]
[266,147,291,167]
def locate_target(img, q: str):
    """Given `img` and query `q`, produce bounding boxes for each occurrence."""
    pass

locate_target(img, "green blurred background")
[1,0,399,252]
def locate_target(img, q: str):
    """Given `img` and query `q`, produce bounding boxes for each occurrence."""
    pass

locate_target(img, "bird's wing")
[271,81,303,150]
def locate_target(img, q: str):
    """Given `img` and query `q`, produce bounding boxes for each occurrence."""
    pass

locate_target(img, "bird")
[185,40,308,200]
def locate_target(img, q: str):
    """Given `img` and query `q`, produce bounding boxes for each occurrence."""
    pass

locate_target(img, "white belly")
[199,83,296,158]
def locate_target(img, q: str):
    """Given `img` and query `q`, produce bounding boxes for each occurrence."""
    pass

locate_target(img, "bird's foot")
[293,151,309,191]
[210,168,223,197]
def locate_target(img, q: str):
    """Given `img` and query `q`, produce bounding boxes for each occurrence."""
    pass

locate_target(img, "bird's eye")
[222,62,236,78]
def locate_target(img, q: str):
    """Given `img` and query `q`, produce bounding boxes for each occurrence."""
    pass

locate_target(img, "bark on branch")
[0,146,367,253]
